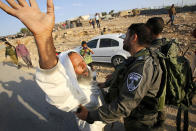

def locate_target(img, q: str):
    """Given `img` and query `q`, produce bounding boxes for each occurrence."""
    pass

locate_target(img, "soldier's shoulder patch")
[127,72,142,92]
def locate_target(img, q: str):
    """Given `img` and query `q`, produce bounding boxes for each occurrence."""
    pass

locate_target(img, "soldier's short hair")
[146,17,164,35]
[128,23,152,46]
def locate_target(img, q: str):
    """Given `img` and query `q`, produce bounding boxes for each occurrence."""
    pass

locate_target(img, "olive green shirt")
[87,48,163,127]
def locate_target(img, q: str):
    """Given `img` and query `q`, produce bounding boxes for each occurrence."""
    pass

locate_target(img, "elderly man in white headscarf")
[36,50,105,131]
[0,0,105,130]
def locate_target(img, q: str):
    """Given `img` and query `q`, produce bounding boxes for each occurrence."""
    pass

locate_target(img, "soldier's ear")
[132,33,138,42]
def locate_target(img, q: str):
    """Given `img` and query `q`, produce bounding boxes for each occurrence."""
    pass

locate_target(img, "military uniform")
[151,38,181,56]
[151,39,163,49]
[86,48,163,131]
[150,38,166,129]
[149,38,181,130]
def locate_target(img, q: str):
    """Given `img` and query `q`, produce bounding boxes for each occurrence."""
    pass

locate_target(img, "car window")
[100,38,119,48]
[100,39,111,48]
[111,39,119,47]
[87,39,98,48]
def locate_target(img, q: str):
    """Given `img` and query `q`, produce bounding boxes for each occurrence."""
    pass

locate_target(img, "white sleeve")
[36,61,80,112]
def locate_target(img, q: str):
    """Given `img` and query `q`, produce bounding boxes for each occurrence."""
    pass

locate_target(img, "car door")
[86,39,99,62]
[95,38,120,63]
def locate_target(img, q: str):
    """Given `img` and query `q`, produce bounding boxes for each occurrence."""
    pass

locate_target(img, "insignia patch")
[127,72,142,92]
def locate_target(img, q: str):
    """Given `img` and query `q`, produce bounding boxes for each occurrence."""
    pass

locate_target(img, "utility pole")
[182,0,183,7]
[163,0,165,8]
[181,0,184,13]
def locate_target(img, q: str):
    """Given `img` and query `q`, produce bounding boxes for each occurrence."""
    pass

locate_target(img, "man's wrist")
[34,32,53,43]
[34,33,58,69]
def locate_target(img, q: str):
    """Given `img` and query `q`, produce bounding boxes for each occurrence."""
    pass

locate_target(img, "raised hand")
[0,0,57,69]
[0,0,55,36]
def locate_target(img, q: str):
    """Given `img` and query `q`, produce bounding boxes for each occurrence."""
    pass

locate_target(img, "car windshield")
[119,34,126,39]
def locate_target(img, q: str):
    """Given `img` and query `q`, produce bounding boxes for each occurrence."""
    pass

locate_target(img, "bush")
[20,28,32,36]
[109,10,114,15]
[102,12,107,16]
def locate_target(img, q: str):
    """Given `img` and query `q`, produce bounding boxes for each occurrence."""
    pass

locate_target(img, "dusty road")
[0,63,80,131]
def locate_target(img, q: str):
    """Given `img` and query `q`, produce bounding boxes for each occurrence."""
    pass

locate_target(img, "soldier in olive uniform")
[146,17,180,52]
[146,17,164,49]
[76,23,163,131]
[146,17,166,128]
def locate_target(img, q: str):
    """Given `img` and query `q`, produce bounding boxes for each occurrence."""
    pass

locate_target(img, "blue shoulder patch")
[127,72,142,92]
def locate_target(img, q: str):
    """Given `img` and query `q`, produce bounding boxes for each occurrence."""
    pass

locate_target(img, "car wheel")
[112,56,125,67]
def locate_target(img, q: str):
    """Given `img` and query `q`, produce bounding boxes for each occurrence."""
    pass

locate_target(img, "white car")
[74,33,130,66]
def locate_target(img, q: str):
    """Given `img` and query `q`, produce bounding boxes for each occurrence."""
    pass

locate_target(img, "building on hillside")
[119,9,132,17]
[79,15,90,20]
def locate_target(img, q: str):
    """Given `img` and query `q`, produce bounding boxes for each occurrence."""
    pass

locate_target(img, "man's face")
[123,30,132,52]
[69,53,88,76]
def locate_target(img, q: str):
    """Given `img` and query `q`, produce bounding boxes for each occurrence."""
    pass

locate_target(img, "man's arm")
[87,47,94,54]
[0,0,57,69]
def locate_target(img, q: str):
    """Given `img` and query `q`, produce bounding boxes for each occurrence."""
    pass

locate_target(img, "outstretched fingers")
[29,0,39,9]
[17,0,29,7]
[6,0,21,9]
[0,1,16,16]
[47,0,54,14]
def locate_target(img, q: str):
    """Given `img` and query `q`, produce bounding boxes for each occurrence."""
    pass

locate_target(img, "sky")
[0,0,196,36]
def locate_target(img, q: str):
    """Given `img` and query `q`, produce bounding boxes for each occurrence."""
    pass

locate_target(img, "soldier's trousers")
[124,112,165,131]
